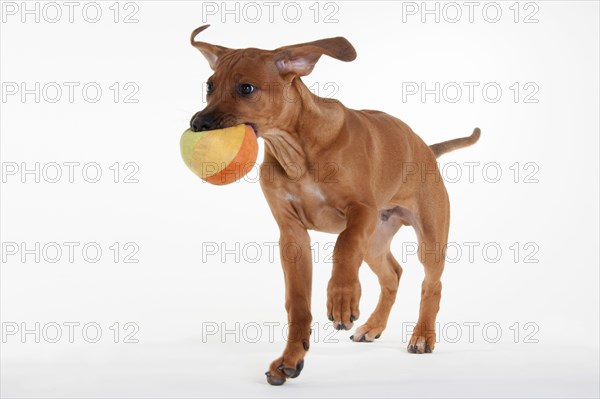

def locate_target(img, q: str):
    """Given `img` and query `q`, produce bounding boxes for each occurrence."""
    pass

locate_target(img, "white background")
[1,1,598,397]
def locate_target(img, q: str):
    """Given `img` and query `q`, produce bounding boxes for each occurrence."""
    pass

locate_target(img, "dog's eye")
[238,83,256,96]
[206,81,214,94]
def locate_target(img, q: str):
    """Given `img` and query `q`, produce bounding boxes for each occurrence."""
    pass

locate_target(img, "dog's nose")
[190,114,215,132]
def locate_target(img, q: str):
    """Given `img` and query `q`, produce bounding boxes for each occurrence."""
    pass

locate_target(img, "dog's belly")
[282,178,417,234]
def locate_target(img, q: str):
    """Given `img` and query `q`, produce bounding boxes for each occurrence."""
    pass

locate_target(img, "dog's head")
[188,25,356,135]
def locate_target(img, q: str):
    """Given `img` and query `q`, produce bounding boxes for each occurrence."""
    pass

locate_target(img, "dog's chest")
[282,183,346,233]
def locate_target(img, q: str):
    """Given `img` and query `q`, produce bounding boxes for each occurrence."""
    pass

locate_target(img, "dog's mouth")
[244,122,258,137]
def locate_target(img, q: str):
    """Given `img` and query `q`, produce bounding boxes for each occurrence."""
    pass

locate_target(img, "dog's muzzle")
[190,113,217,132]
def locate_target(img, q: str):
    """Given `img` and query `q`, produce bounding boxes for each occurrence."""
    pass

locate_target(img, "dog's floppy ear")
[190,25,229,70]
[274,37,357,76]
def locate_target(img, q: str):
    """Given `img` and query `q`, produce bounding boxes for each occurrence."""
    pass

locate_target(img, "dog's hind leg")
[351,208,404,342]
[407,185,450,354]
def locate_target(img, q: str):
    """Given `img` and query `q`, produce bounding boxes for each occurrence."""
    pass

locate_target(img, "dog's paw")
[407,333,435,354]
[350,322,384,342]
[265,356,305,386]
[326,277,361,330]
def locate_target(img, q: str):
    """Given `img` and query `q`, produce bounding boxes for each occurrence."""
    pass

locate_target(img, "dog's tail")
[429,128,481,158]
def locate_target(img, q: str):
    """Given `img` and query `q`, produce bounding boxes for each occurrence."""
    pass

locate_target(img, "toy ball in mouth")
[180,124,258,185]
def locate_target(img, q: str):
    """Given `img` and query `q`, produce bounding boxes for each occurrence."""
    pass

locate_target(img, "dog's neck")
[260,78,345,178]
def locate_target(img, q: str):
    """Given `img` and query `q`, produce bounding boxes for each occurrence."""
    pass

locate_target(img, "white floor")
[2,339,598,398]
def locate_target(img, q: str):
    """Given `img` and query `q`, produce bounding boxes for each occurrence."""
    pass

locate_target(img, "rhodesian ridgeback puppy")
[188,25,480,385]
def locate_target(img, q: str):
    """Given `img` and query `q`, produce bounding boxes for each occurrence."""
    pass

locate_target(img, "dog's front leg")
[265,220,312,386]
[327,202,378,330]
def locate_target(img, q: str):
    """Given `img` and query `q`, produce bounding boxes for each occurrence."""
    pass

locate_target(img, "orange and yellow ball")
[180,124,258,185]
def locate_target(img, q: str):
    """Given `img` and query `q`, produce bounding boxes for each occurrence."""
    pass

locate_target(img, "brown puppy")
[188,25,480,385]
